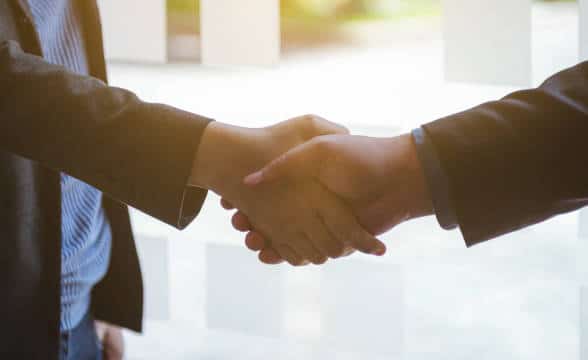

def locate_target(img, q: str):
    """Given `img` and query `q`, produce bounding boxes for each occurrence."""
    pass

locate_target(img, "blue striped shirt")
[28,0,112,332]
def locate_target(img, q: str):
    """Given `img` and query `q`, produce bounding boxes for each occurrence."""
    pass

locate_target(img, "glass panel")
[103,1,584,358]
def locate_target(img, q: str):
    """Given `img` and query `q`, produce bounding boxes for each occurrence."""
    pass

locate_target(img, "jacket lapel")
[12,0,43,55]
[79,0,108,82]
[15,0,34,24]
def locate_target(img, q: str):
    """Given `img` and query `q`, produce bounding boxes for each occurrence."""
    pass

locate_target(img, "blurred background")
[96,0,588,359]
[167,0,443,56]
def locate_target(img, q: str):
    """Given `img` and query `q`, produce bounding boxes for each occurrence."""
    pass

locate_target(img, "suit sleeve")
[0,40,212,229]
[423,61,588,246]
[412,127,458,230]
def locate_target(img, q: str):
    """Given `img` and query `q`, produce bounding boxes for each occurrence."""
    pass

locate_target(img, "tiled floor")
[107,3,587,359]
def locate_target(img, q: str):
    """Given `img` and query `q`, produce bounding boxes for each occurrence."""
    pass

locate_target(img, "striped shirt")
[28,0,112,332]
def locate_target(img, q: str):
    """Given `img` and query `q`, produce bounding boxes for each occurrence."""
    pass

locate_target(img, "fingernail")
[373,245,386,256]
[243,171,263,186]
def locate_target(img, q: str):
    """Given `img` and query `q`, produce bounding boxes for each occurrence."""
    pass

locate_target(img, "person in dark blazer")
[235,61,588,263]
[0,1,386,359]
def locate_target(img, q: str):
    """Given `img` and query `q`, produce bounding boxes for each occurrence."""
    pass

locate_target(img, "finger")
[307,214,345,259]
[231,212,252,232]
[259,248,285,264]
[312,252,328,265]
[342,245,356,257]
[244,140,324,186]
[220,198,235,210]
[274,243,307,266]
[305,236,328,265]
[320,194,387,256]
[284,233,325,265]
[103,327,124,360]
[95,321,106,342]
[245,231,266,251]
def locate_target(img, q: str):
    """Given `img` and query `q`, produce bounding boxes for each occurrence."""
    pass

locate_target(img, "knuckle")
[300,114,323,134]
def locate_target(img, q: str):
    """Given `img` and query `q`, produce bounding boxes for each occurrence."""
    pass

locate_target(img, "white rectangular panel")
[581,0,588,61]
[577,209,588,281]
[319,259,404,357]
[200,0,280,66]
[443,0,532,86]
[206,243,284,336]
[581,209,588,239]
[134,234,170,321]
[98,0,167,63]
[582,287,588,360]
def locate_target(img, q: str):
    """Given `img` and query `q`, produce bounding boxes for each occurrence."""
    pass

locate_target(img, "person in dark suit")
[0,1,386,359]
[234,61,588,263]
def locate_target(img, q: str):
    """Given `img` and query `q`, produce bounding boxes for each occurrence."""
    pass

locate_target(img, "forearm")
[0,40,212,228]
[423,61,588,245]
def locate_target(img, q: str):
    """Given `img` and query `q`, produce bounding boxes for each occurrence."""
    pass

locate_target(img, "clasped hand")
[219,124,434,266]
[190,115,387,266]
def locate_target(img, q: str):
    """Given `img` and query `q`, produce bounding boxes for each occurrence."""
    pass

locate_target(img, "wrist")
[190,122,247,192]
[403,133,434,218]
[377,134,433,220]
[190,122,272,196]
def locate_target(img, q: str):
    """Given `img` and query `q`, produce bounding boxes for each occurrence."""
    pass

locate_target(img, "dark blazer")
[424,62,588,246]
[0,1,211,358]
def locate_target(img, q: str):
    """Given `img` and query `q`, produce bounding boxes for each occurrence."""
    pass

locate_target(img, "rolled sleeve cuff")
[97,103,214,230]
[411,127,458,230]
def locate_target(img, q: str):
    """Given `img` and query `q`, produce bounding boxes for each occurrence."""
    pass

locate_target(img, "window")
[98,1,585,358]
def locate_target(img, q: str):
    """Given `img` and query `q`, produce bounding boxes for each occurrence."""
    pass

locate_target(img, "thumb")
[243,141,323,186]
[304,115,350,138]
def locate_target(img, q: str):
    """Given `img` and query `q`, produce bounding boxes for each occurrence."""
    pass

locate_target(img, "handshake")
[190,115,434,266]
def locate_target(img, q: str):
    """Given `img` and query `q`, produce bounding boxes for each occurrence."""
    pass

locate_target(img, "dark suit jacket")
[0,1,211,358]
[424,62,588,246]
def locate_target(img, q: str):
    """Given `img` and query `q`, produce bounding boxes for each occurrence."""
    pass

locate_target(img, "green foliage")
[167,0,440,20]
[167,0,571,22]
[282,0,441,21]
[168,0,199,13]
